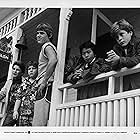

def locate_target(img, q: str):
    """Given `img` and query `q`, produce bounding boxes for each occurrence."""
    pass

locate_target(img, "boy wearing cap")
[32,23,57,126]
[106,19,140,91]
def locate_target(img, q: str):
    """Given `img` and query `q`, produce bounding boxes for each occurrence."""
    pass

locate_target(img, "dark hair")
[110,19,134,39]
[36,23,53,40]
[79,41,96,55]
[12,61,25,73]
[26,61,38,70]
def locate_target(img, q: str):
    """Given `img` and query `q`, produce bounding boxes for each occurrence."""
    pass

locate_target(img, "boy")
[32,23,57,126]
[66,41,111,100]
[13,61,38,126]
[0,61,25,126]
[106,19,140,91]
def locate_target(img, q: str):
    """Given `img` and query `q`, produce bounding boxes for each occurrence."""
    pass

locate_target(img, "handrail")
[59,63,140,90]
[56,88,140,109]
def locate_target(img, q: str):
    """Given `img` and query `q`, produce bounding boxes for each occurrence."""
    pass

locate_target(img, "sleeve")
[67,72,80,84]
[112,42,140,69]
[82,58,112,82]
[15,83,25,100]
[64,55,81,83]
[0,89,7,101]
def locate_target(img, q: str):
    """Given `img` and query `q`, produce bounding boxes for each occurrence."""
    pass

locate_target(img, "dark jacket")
[65,56,112,84]
[112,37,140,70]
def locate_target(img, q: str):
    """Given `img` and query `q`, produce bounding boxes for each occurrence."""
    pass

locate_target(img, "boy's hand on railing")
[13,110,19,120]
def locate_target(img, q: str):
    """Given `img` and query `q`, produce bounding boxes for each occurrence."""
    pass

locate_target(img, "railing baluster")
[135,96,140,126]
[28,8,32,18]
[65,108,70,126]
[127,97,134,126]
[107,101,113,126]
[84,105,89,126]
[113,99,120,126]
[95,103,101,126]
[9,21,13,31]
[6,23,10,33]
[62,88,67,103]
[70,107,74,126]
[60,108,65,126]
[23,9,28,22]
[79,105,84,126]
[120,98,127,126]
[74,106,79,126]
[108,76,115,95]
[32,8,37,15]
[101,102,107,126]
[89,104,95,126]
[56,109,61,126]
[13,17,17,28]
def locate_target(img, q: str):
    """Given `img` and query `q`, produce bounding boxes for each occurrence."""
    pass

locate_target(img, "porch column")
[48,8,73,126]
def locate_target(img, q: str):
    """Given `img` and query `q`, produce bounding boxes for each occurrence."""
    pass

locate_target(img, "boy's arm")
[112,42,140,69]
[39,45,58,92]
[0,89,7,101]
[13,99,21,120]
[81,59,111,82]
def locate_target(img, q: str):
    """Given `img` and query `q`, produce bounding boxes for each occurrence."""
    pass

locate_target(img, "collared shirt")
[6,78,22,113]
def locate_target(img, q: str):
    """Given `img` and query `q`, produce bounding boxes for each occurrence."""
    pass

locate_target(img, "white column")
[49,8,73,126]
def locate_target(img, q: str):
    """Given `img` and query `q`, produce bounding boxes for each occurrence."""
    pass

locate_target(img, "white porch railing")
[56,63,140,127]
[0,8,44,38]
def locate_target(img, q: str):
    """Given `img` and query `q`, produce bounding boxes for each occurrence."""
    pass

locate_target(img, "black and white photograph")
[0,0,140,139]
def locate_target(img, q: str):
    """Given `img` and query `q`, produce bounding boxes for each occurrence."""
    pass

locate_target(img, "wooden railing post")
[48,8,73,126]
[107,76,115,126]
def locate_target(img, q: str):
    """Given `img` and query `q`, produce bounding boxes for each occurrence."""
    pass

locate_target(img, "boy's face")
[115,30,133,47]
[82,48,95,63]
[28,66,38,79]
[36,30,48,44]
[12,65,22,79]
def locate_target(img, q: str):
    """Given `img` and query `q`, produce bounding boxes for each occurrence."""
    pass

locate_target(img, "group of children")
[0,18,140,126]
[65,19,140,99]
[0,23,57,126]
